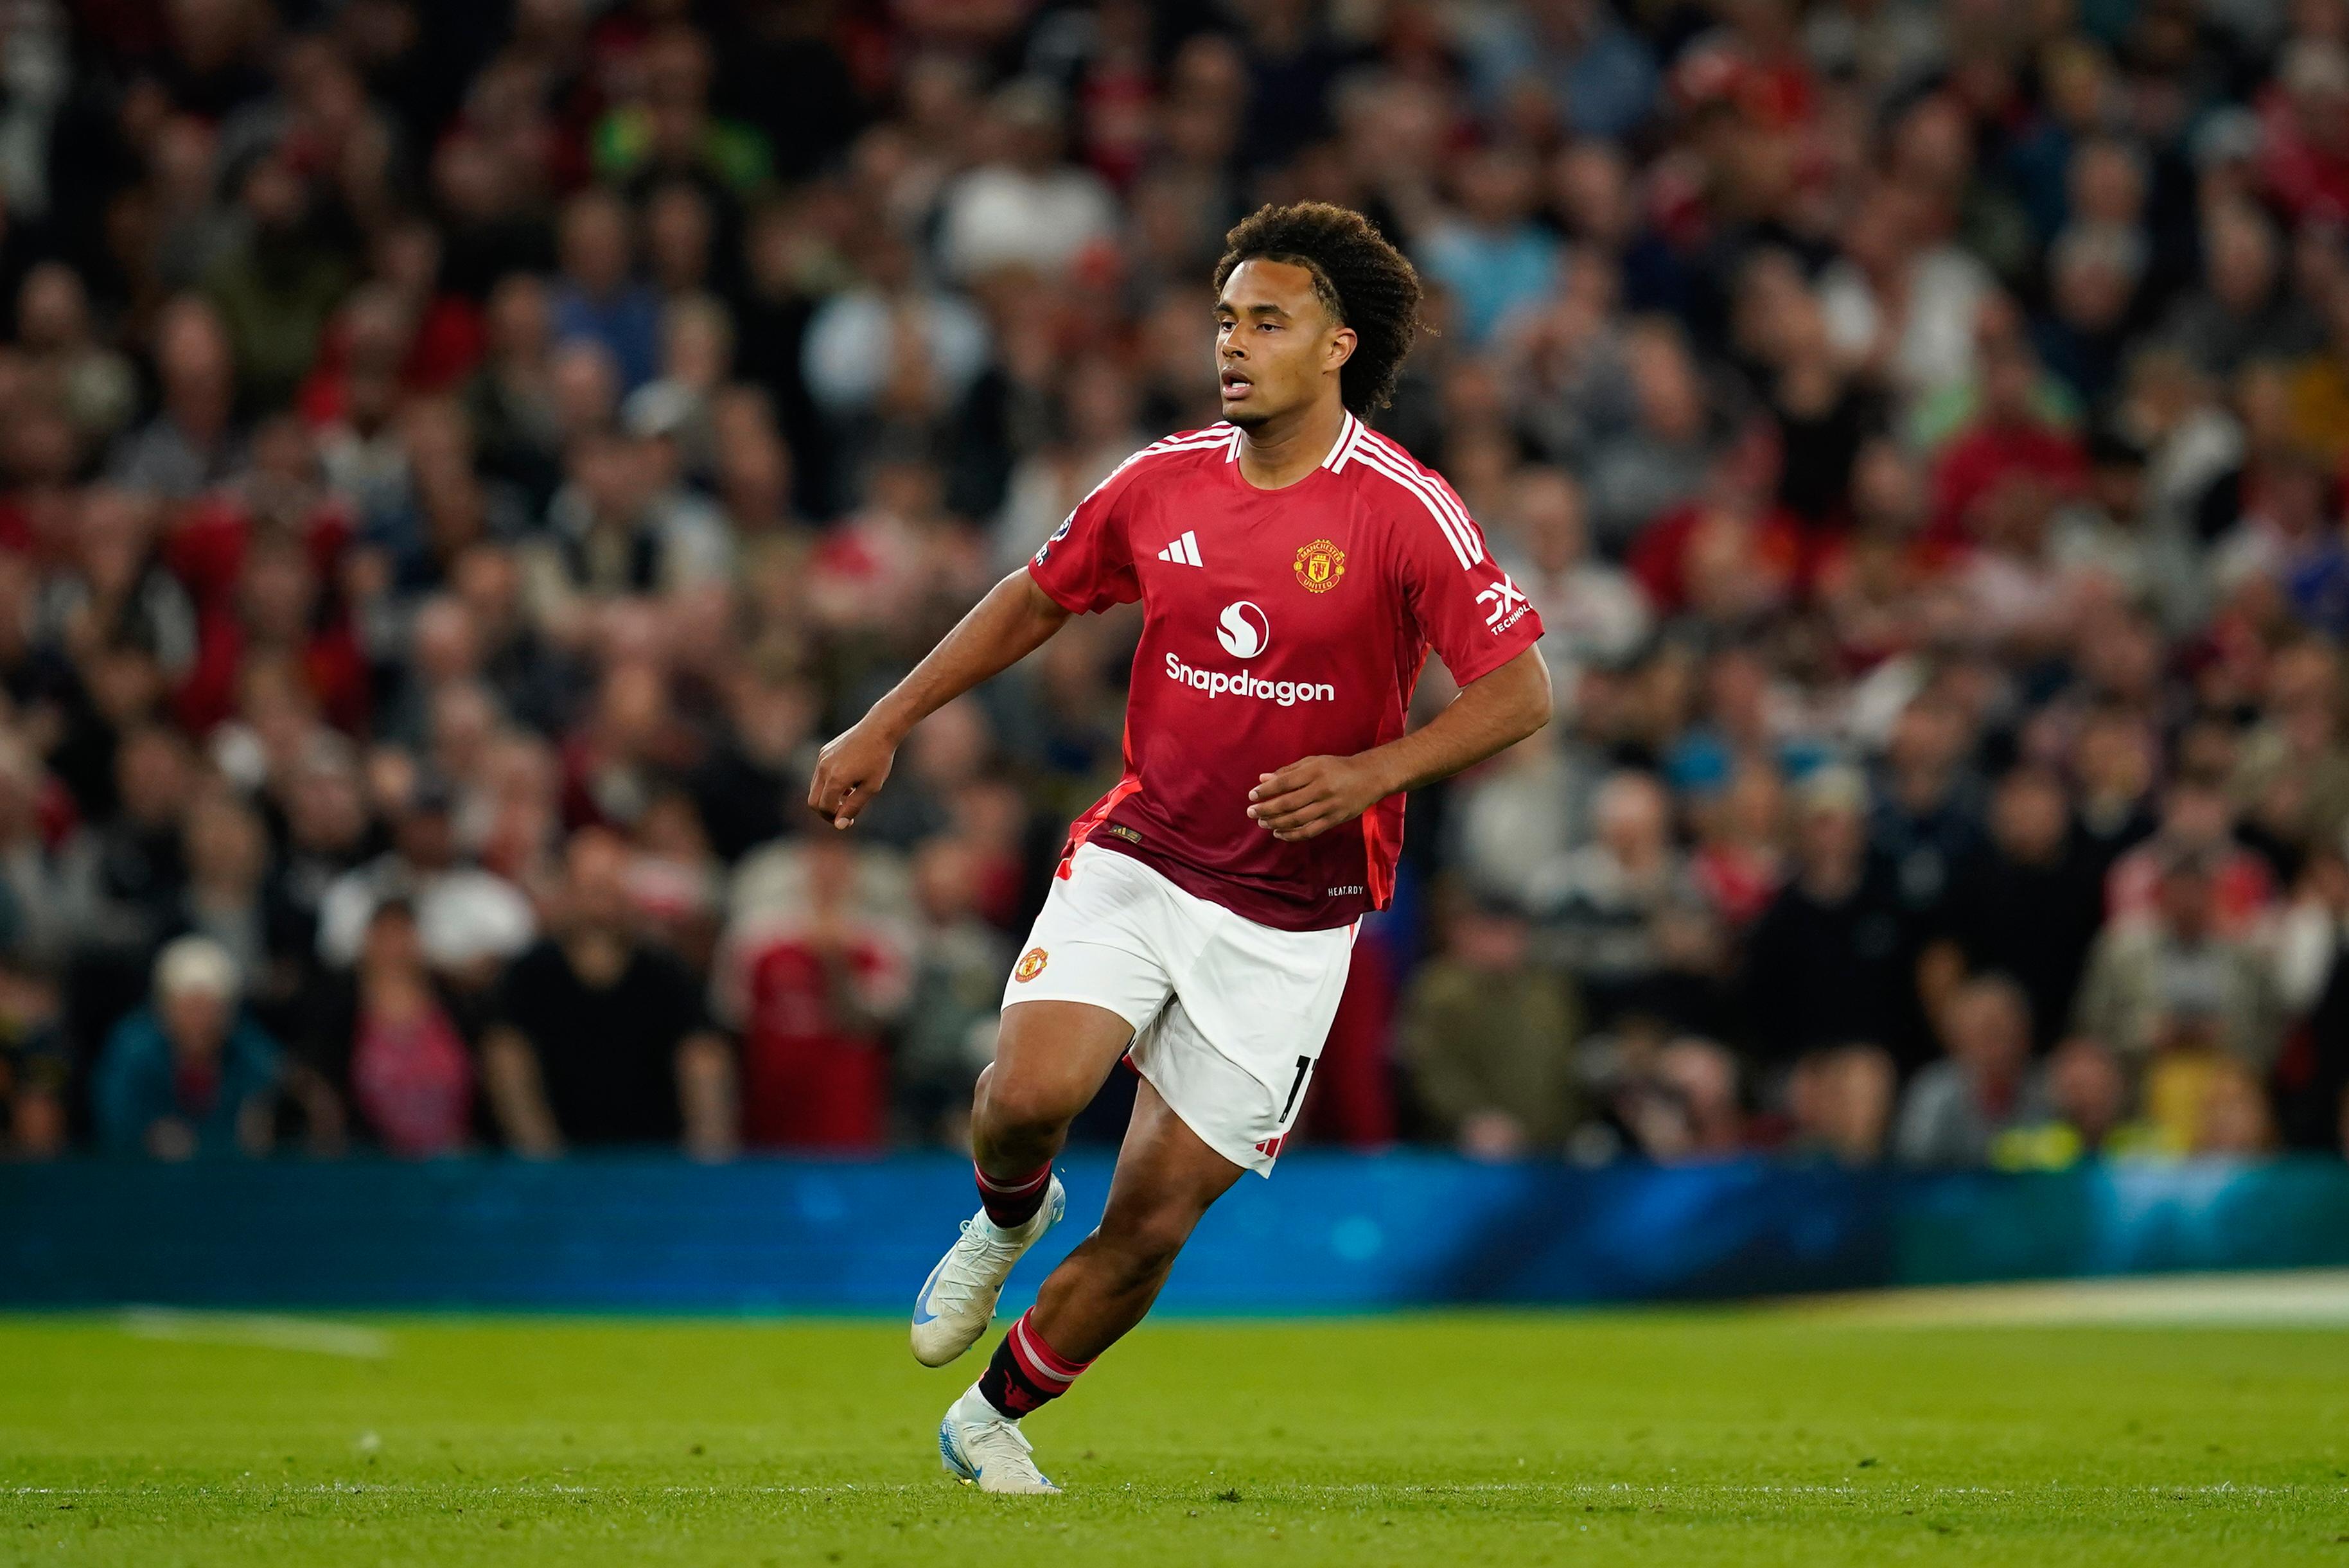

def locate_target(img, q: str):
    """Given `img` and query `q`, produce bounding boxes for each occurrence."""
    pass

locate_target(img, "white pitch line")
[1788,1269,2349,1328]
[11,1481,2337,1501]
[116,1308,392,1359]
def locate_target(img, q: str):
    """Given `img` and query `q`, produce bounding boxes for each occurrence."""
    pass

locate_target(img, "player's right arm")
[807,570,1071,829]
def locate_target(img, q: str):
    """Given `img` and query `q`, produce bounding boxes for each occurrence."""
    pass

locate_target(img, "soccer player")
[807,203,1551,1493]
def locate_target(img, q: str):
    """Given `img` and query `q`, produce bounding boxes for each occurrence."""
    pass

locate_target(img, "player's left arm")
[1247,647,1551,842]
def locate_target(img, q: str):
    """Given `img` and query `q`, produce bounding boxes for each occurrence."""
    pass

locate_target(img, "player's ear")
[1324,324,1357,375]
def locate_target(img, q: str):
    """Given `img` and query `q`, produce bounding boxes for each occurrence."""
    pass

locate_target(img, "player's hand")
[807,718,899,830]
[1246,753,1391,842]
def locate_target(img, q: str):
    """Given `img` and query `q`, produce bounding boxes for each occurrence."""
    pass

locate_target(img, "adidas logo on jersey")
[1156,531,1203,567]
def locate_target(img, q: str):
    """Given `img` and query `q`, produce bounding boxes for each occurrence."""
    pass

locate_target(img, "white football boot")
[910,1176,1066,1367]
[938,1386,1060,1495]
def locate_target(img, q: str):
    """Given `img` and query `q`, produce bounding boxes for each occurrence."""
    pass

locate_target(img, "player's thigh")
[983,998,1139,1129]
[1094,1073,1247,1264]
[986,844,1184,1128]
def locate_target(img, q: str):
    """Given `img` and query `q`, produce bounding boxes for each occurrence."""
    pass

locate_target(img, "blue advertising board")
[4,1154,2347,1311]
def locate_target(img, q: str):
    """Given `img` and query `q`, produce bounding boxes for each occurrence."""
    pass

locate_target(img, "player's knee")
[976,1069,1079,1147]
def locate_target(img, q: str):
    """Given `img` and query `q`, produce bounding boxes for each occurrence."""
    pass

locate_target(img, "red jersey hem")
[1080,831,1374,932]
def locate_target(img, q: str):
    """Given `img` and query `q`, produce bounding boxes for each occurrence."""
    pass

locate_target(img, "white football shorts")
[1000,842,1357,1176]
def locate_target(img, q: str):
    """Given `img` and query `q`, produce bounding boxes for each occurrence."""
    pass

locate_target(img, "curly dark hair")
[1213,202,1424,416]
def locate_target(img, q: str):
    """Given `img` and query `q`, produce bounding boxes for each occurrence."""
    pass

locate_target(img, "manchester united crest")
[1014,947,1049,982]
[1293,540,1346,593]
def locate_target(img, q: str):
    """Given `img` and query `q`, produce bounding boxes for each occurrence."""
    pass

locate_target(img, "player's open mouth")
[1220,372,1253,398]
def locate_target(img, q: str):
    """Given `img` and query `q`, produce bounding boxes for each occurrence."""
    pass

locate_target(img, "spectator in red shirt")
[177,532,368,737]
[1931,335,2088,541]
[321,898,475,1157]
[716,833,912,1151]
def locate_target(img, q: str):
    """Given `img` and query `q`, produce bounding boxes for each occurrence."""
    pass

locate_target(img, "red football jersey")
[1027,412,1545,930]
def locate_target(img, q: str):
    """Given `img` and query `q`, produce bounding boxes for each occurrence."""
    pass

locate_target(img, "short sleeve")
[1392,471,1544,685]
[1026,456,1143,615]
[649,951,714,1044]
[488,945,552,1044]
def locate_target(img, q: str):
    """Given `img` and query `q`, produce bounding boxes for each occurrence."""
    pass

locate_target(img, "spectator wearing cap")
[92,936,284,1159]
[315,771,535,987]
[482,827,735,1158]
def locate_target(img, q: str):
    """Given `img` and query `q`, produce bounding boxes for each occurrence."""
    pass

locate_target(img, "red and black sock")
[974,1161,1051,1229]
[977,1309,1091,1418]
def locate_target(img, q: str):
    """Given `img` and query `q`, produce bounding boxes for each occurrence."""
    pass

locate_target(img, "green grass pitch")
[3,1308,2346,1565]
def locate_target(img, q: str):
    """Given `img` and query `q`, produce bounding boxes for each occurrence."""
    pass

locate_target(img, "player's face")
[1214,258,1355,428]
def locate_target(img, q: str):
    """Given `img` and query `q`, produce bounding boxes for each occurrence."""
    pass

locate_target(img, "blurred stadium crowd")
[4,0,2349,1170]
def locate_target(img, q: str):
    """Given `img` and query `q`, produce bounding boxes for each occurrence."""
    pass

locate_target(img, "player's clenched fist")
[807,719,899,829]
[1245,753,1392,842]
